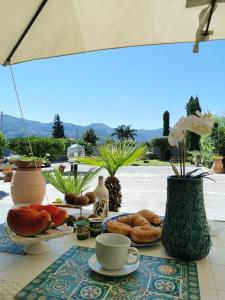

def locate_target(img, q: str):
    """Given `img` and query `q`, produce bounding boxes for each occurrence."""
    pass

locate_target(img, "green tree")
[0,132,7,157]
[78,142,147,211]
[111,125,137,141]
[185,96,202,150]
[83,128,98,146]
[163,111,170,136]
[52,114,65,138]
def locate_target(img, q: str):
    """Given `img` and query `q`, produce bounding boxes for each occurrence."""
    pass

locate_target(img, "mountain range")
[1,114,162,142]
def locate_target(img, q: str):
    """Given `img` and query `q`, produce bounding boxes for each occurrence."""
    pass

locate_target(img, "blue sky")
[0,40,224,130]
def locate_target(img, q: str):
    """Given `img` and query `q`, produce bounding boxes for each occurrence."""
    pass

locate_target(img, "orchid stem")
[183,142,186,176]
[179,145,182,176]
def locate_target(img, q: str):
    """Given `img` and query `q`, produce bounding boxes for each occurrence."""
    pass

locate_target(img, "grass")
[130,160,192,167]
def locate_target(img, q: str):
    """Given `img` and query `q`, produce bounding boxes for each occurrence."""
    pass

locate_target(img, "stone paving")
[0,164,225,224]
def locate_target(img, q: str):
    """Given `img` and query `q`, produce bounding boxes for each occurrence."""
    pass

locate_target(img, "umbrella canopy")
[0,0,225,65]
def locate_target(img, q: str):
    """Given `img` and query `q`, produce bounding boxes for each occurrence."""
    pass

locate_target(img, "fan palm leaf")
[78,142,147,176]
[43,167,100,195]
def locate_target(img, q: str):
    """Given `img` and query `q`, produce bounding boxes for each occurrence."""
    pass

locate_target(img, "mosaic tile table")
[15,245,200,300]
[0,218,224,299]
[0,223,25,255]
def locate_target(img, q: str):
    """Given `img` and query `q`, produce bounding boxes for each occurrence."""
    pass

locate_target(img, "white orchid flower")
[168,116,187,147]
[187,111,214,135]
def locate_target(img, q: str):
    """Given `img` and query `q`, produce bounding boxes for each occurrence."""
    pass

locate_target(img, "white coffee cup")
[96,233,139,270]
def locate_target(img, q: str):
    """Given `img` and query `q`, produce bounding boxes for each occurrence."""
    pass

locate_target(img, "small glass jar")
[88,217,103,237]
[76,220,90,240]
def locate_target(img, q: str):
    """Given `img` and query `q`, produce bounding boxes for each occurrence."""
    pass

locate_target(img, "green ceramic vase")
[161,176,211,261]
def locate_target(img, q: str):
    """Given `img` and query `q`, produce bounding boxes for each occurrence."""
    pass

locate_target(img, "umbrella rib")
[203,0,217,37]
[3,0,49,66]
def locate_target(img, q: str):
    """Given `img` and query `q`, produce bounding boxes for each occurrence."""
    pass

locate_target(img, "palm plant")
[78,142,147,211]
[111,125,137,141]
[43,168,100,195]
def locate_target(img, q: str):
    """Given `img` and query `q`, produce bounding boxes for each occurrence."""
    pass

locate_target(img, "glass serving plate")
[7,225,74,255]
[102,213,163,248]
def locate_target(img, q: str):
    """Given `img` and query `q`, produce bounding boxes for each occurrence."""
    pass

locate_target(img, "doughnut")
[138,209,161,225]
[106,220,132,236]
[131,225,162,243]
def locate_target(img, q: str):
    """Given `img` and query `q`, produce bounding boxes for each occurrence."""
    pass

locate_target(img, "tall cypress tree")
[163,111,170,136]
[83,128,98,146]
[52,114,65,138]
[185,96,202,150]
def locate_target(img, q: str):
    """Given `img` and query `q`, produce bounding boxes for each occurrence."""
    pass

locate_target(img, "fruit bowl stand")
[7,225,74,255]
[53,202,93,218]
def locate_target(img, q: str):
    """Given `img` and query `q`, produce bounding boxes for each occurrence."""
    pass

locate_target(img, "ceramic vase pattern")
[93,176,109,218]
[162,176,211,261]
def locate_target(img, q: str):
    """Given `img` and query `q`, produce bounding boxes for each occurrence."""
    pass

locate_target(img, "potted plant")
[211,155,224,174]
[77,142,147,212]
[10,156,43,169]
[3,168,13,182]
[162,111,214,260]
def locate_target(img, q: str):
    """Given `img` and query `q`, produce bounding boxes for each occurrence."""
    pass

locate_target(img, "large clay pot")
[11,168,46,204]
[162,176,211,261]
[212,159,224,174]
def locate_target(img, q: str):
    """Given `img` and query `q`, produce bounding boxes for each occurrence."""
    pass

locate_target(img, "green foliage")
[8,137,65,161]
[83,128,98,146]
[200,135,215,168]
[0,132,7,157]
[52,114,65,138]
[163,111,170,136]
[200,115,225,167]
[185,96,202,151]
[111,125,137,141]
[78,142,147,177]
[43,168,100,195]
[103,137,116,145]
[149,137,169,159]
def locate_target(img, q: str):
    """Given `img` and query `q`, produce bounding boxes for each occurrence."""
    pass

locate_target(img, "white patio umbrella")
[0,0,225,66]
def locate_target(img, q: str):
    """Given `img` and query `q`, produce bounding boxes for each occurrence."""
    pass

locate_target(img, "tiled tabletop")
[0,214,224,300]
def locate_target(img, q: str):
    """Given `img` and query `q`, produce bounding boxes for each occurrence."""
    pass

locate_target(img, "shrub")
[8,137,65,161]
[149,137,169,159]
[0,132,7,157]
[200,135,215,168]
[200,116,225,167]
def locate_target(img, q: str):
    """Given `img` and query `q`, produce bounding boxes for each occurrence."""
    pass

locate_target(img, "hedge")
[0,132,7,158]
[8,137,93,161]
[8,137,65,161]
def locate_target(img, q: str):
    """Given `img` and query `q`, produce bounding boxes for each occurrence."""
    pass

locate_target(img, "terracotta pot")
[4,175,13,182]
[212,159,224,174]
[11,169,46,204]
[12,160,43,169]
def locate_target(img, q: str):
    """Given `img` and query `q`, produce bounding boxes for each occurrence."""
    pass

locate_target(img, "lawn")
[130,160,192,167]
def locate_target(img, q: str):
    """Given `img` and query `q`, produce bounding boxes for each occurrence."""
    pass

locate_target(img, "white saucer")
[88,254,140,277]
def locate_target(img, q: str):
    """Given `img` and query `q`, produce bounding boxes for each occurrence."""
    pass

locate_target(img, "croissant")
[138,209,161,225]
[118,214,150,227]
[131,214,150,227]
[117,214,135,226]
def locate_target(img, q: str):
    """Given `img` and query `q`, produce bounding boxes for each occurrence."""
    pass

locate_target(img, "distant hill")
[1,114,162,142]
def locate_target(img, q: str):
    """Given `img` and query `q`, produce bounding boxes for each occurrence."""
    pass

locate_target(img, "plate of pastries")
[102,209,163,247]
